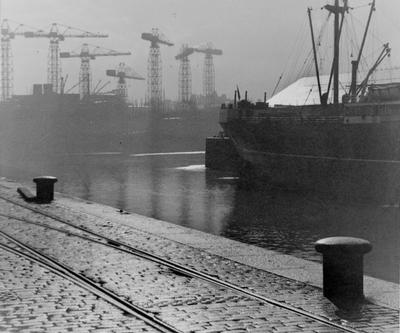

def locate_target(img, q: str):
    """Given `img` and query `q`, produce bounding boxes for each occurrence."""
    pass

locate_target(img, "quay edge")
[0,176,397,311]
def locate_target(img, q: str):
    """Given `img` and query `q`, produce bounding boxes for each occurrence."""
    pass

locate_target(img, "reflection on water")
[1,149,398,283]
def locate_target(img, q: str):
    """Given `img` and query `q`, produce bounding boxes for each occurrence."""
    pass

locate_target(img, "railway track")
[0,231,181,333]
[0,194,363,333]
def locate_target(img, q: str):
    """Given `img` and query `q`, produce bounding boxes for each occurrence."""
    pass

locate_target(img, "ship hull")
[220,103,400,202]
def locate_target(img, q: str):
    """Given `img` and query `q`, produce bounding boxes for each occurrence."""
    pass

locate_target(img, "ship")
[219,0,400,202]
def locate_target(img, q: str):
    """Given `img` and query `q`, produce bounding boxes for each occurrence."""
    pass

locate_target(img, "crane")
[1,19,32,101]
[24,23,108,93]
[175,44,195,104]
[194,43,223,105]
[141,28,173,108]
[60,43,131,99]
[106,62,144,102]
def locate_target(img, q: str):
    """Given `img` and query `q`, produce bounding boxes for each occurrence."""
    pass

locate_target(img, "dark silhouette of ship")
[219,0,400,202]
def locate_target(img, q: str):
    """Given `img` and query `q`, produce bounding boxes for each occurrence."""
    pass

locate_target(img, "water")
[0,100,398,283]
[1,148,398,283]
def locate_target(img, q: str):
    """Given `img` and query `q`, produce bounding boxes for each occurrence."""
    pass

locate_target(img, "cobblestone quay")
[0,178,398,332]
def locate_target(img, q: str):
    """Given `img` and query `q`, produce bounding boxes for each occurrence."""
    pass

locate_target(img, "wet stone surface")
[0,186,399,332]
[0,210,342,332]
[0,250,159,333]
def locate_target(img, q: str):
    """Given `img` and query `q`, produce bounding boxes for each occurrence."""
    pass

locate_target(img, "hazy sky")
[2,0,400,101]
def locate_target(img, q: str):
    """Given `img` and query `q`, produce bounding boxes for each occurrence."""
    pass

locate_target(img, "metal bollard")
[315,237,372,303]
[33,176,58,203]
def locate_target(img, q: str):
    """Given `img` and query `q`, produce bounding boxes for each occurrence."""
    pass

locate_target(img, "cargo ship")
[219,0,400,202]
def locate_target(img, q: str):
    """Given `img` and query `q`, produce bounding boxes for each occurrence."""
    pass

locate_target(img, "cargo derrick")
[24,23,107,94]
[60,44,131,100]
[106,62,144,102]
[175,45,195,104]
[141,28,173,109]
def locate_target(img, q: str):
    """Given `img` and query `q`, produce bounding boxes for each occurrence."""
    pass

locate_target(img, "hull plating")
[220,103,400,201]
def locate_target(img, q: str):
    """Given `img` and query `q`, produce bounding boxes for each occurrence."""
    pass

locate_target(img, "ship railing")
[239,113,343,123]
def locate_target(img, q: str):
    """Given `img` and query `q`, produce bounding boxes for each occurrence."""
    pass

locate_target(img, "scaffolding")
[177,44,194,104]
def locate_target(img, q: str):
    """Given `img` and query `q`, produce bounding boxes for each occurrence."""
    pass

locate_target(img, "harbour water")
[0,130,398,284]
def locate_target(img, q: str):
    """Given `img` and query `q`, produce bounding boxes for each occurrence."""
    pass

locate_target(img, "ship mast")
[324,0,348,105]
[308,7,322,104]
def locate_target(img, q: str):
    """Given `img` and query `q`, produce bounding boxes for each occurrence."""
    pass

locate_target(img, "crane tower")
[175,44,195,104]
[60,43,131,99]
[1,20,28,101]
[194,43,223,105]
[141,28,173,108]
[106,62,144,102]
[25,23,108,93]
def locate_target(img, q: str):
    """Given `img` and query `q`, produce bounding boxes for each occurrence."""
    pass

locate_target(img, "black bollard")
[33,176,58,203]
[315,237,372,304]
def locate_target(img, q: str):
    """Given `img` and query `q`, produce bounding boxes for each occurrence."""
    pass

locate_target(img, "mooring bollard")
[315,237,372,303]
[33,176,58,203]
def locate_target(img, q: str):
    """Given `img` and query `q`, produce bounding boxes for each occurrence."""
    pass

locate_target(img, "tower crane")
[24,23,108,93]
[106,62,144,102]
[1,19,31,101]
[194,43,223,105]
[141,28,173,108]
[175,44,195,104]
[60,43,131,100]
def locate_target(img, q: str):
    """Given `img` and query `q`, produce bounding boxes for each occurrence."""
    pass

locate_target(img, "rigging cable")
[280,16,309,90]
[303,88,313,105]
[296,11,331,83]
[271,74,283,97]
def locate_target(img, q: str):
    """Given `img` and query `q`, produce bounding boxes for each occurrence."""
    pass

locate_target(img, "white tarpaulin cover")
[268,67,400,106]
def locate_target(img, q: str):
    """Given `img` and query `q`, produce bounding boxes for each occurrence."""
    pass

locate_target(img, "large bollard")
[315,237,372,304]
[33,176,58,203]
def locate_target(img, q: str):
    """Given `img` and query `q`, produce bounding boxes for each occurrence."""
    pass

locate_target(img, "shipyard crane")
[106,62,144,102]
[194,43,223,105]
[60,43,131,99]
[1,19,32,101]
[24,23,108,93]
[175,44,195,104]
[141,28,173,108]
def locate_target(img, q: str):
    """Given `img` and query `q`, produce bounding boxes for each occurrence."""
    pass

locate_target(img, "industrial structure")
[106,62,144,102]
[24,23,108,93]
[60,43,131,99]
[175,44,195,104]
[1,19,28,101]
[0,13,224,107]
[194,43,223,105]
[141,28,173,108]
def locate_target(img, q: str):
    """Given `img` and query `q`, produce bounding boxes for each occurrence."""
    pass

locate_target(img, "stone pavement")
[0,250,158,333]
[0,178,398,332]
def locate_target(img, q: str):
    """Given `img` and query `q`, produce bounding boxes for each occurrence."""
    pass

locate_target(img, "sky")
[2,0,400,102]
